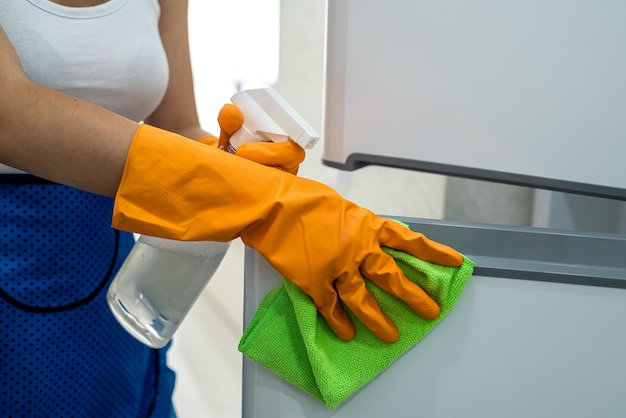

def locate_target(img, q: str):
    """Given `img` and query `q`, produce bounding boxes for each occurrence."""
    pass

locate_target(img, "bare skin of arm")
[0,0,207,197]
[0,27,135,197]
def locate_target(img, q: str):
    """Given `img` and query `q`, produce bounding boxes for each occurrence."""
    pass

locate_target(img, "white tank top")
[0,0,170,173]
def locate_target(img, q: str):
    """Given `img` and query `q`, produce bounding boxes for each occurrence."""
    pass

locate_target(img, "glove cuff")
[112,123,293,242]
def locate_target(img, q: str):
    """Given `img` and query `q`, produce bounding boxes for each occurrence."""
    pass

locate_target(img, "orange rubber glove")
[198,104,305,175]
[113,124,463,342]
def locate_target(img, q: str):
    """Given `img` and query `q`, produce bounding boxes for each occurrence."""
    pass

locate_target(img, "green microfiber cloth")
[238,246,474,409]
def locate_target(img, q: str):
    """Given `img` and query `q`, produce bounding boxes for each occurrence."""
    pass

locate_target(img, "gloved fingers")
[335,275,399,343]
[217,104,244,150]
[236,140,305,175]
[378,219,463,267]
[196,135,218,147]
[315,292,357,341]
[361,251,440,320]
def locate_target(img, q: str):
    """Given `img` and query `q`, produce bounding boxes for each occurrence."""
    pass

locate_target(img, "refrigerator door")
[242,218,626,417]
[323,0,626,199]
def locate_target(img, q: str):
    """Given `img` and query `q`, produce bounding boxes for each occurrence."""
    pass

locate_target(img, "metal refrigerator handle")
[393,217,626,290]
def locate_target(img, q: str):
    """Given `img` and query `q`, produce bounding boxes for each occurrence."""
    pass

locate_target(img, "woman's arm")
[146,0,209,140]
[0,0,210,194]
[0,26,138,197]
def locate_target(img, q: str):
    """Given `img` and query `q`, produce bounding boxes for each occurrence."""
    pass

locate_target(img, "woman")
[0,1,220,416]
[0,1,462,416]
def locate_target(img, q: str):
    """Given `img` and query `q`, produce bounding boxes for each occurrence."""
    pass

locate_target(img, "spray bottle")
[106,88,319,348]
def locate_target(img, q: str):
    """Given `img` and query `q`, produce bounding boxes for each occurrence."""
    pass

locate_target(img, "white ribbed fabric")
[0,0,169,173]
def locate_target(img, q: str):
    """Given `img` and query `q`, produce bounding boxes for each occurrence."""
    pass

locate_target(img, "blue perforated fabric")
[0,176,176,417]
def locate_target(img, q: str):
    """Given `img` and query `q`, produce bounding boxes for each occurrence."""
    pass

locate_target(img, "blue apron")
[0,175,176,417]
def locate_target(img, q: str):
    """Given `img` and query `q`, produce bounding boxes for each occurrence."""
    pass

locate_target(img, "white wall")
[187,0,280,134]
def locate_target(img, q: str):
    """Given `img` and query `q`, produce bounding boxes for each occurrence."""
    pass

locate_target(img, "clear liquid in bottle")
[107,235,230,348]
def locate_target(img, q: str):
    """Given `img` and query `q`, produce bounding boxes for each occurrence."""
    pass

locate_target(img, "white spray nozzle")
[227,88,320,152]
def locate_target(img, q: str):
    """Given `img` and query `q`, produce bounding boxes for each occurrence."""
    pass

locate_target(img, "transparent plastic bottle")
[107,235,230,348]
